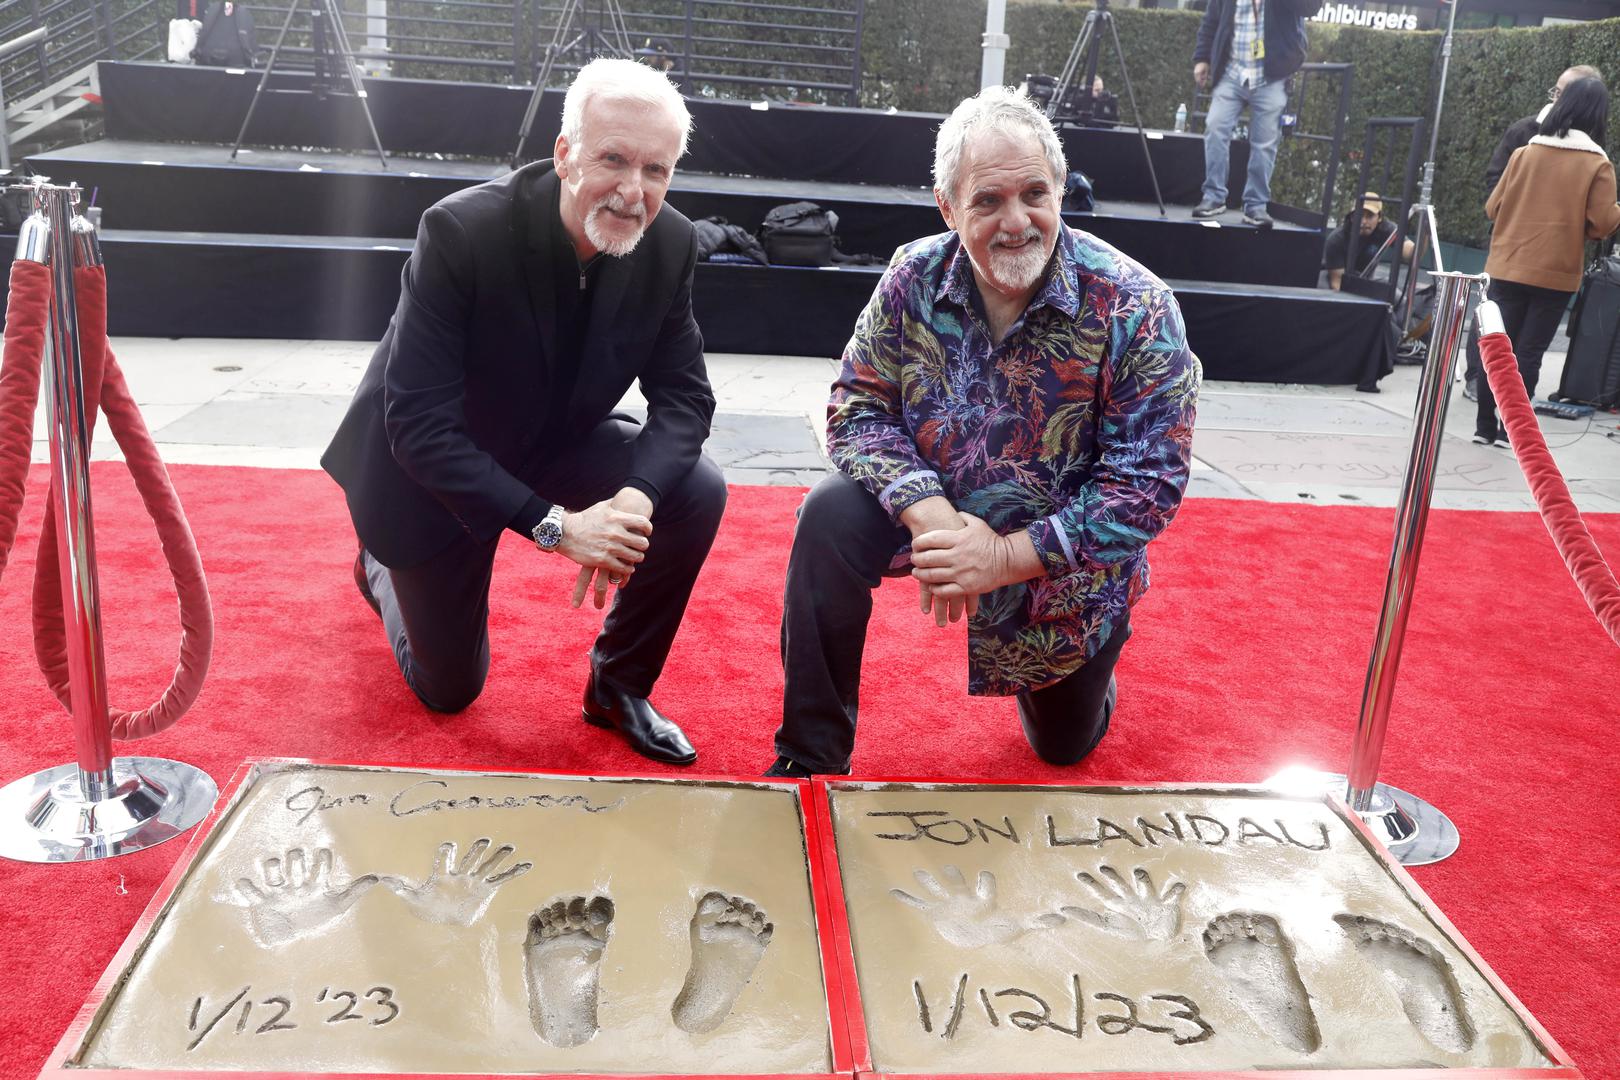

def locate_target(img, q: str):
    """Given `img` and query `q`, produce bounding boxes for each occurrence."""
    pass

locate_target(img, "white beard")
[986,228,1051,293]
[584,193,648,257]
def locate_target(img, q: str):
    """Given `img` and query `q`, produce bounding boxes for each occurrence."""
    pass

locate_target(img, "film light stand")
[512,0,634,169]
[1397,0,1463,336]
[231,0,389,168]
[0,181,218,863]
[1046,0,1166,216]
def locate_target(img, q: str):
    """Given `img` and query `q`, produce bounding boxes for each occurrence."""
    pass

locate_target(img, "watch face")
[535,519,563,550]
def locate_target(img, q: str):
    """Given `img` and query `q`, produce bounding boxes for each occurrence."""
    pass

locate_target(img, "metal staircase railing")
[1,0,166,168]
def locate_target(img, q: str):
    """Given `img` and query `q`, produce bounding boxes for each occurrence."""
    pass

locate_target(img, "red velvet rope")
[1480,329,1620,646]
[0,260,213,739]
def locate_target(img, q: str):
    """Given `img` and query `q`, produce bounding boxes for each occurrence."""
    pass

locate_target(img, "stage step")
[0,229,1389,387]
[28,140,1325,289]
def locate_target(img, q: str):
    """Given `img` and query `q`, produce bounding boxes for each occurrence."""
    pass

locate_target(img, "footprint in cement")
[1335,913,1475,1054]
[524,895,615,1048]
[1202,911,1322,1054]
[671,891,774,1034]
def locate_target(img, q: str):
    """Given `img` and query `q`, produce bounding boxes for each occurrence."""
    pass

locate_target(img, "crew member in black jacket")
[323,59,723,765]
[1485,65,1604,195]
[1190,0,1318,228]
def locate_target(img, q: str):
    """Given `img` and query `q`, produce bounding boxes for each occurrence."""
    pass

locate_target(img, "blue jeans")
[1201,69,1288,214]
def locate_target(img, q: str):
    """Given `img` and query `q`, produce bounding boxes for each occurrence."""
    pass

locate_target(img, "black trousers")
[775,472,1129,773]
[1465,278,1572,438]
[360,418,727,712]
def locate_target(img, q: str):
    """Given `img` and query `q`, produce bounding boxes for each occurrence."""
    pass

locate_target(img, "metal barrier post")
[0,181,216,864]
[1340,269,1481,863]
[40,180,117,801]
[1270,270,1481,866]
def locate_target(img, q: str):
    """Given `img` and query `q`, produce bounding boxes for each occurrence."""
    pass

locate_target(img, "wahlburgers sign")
[1311,2,1421,29]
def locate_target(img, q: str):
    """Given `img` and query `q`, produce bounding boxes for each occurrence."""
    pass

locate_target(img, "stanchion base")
[0,756,217,863]
[1265,767,1460,866]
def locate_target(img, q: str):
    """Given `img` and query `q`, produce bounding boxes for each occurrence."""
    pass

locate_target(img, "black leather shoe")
[354,546,381,617]
[582,674,697,765]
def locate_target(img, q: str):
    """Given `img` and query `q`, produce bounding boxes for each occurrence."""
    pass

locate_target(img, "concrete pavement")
[37,335,1620,513]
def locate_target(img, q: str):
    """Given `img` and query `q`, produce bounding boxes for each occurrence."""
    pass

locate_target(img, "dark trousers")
[1465,278,1572,438]
[776,472,1129,773]
[360,418,727,712]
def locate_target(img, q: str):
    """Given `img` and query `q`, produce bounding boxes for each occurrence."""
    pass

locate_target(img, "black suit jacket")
[322,161,714,568]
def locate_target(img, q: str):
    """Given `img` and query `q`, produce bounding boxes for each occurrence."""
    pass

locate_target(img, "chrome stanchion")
[0,182,217,863]
[1271,270,1483,866]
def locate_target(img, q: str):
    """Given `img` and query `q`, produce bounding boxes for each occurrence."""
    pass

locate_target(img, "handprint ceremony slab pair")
[52,766,1577,1079]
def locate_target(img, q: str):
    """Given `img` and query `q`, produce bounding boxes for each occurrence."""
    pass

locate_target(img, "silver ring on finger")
[608,574,623,585]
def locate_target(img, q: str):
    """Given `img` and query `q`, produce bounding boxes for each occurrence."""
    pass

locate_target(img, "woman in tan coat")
[1474,77,1620,445]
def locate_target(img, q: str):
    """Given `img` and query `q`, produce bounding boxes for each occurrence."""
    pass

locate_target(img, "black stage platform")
[31,141,1321,288]
[0,232,1390,386]
[95,61,1259,209]
[8,61,1392,388]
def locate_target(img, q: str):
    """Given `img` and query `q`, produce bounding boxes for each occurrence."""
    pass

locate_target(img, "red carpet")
[1,462,1617,1077]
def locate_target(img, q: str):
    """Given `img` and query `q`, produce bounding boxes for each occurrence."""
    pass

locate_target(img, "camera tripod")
[511,0,634,169]
[1049,0,1164,216]
[231,0,388,168]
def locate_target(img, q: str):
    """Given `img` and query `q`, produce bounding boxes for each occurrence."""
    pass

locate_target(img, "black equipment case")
[1558,249,1620,407]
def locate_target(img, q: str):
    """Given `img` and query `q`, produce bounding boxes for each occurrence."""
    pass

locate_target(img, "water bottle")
[1174,102,1188,133]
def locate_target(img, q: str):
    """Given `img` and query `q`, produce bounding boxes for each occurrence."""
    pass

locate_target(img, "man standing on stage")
[323,58,724,766]
[1190,0,1319,228]
[766,86,1199,778]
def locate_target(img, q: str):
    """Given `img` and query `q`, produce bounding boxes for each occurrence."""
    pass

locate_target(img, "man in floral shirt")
[766,86,1200,778]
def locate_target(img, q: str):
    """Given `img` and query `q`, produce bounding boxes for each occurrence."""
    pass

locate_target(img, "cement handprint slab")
[75,764,832,1075]
[828,782,1559,1074]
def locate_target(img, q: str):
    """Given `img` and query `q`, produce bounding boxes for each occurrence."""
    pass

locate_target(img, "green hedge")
[859,0,1620,247]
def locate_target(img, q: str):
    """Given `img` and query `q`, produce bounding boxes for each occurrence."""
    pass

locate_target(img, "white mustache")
[593,193,647,222]
[991,228,1043,249]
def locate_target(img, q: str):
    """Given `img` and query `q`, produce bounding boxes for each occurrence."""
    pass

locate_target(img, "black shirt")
[1323,217,1398,277]
[509,185,600,538]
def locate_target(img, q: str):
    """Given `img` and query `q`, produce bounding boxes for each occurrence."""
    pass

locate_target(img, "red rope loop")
[0,260,213,738]
[1480,328,1620,646]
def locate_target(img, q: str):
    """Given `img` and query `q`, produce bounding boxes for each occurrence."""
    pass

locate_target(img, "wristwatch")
[531,505,566,552]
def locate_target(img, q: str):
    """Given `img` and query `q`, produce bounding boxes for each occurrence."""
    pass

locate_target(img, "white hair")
[933,86,1068,207]
[560,57,692,158]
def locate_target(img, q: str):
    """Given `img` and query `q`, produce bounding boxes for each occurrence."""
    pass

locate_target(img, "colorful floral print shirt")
[827,226,1200,696]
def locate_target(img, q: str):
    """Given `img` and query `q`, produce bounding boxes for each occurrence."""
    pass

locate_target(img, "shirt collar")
[934,227,1083,319]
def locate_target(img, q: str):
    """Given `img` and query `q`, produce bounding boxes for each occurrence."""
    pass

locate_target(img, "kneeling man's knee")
[412,664,488,714]
[688,453,729,520]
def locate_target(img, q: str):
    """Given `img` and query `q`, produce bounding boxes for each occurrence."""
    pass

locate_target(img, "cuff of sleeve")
[1026,514,1080,579]
[878,470,946,519]
[508,494,552,540]
[623,476,662,510]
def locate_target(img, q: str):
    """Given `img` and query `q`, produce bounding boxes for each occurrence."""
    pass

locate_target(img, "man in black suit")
[322,58,724,765]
